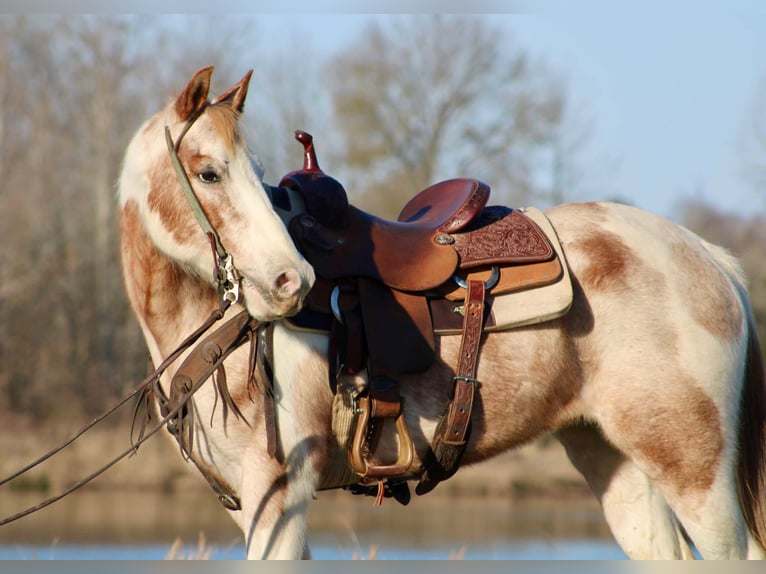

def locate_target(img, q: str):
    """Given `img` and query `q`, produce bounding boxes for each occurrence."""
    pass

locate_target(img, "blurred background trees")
[326,16,581,216]
[0,14,764,429]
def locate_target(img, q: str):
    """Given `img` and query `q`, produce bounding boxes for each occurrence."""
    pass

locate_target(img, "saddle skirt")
[430,206,573,335]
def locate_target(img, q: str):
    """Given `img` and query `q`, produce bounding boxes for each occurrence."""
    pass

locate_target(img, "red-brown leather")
[440,257,563,301]
[281,170,565,492]
[452,208,554,268]
[397,178,490,233]
[290,206,459,292]
[164,310,262,511]
[416,278,486,495]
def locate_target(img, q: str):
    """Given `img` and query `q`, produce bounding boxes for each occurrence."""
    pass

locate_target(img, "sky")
[509,3,766,219]
[9,0,766,220]
[246,2,766,221]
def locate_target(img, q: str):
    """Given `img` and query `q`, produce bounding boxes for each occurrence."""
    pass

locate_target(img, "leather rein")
[0,111,256,526]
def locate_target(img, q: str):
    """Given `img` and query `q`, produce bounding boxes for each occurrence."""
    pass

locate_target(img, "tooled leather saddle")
[269,131,565,502]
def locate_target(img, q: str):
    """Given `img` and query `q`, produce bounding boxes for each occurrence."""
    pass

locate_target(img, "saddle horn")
[278,131,350,230]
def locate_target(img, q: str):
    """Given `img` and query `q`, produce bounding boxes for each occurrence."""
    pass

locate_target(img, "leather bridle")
[164,109,241,305]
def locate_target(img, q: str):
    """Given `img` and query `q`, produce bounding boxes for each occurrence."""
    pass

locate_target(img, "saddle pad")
[431,207,573,335]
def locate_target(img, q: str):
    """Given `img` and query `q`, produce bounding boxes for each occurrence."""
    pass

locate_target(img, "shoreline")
[2,418,592,502]
[1,422,611,548]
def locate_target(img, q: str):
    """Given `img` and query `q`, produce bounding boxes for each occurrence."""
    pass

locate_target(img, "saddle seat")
[282,132,552,293]
[397,177,491,233]
[290,178,490,293]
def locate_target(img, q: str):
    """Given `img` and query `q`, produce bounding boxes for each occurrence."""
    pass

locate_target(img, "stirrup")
[349,395,414,478]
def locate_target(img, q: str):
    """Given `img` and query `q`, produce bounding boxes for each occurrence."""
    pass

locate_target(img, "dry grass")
[166,531,214,560]
[350,544,378,560]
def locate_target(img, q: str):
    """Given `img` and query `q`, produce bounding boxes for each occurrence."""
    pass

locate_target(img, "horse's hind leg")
[557,389,751,556]
[655,447,758,560]
[556,424,694,559]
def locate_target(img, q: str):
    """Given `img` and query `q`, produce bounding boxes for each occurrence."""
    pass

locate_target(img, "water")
[0,488,624,560]
[0,541,626,560]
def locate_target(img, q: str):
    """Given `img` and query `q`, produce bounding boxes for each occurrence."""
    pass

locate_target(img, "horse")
[118,66,766,559]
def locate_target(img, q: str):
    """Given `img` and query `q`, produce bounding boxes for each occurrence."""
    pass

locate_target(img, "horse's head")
[119,67,314,320]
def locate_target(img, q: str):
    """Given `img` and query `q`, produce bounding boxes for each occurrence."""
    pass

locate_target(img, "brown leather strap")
[255,323,281,462]
[164,310,259,510]
[416,278,485,495]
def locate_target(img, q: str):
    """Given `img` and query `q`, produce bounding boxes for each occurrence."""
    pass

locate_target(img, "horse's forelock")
[204,104,242,151]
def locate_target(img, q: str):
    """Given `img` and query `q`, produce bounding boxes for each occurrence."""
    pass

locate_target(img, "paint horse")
[119,67,766,559]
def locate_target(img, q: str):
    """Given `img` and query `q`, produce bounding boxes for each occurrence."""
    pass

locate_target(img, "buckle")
[217,253,240,304]
[452,265,500,291]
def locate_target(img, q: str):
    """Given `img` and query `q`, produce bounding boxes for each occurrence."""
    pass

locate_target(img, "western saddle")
[275,131,562,503]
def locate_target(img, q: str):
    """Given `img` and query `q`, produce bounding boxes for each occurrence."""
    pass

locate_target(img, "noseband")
[165,111,241,305]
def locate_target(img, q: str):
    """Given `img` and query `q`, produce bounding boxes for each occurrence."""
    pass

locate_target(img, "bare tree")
[741,75,766,198]
[0,18,9,414]
[248,41,335,184]
[678,197,766,348]
[0,14,325,424]
[325,16,583,217]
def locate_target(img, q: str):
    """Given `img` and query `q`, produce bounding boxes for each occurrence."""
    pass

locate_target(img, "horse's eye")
[197,169,221,184]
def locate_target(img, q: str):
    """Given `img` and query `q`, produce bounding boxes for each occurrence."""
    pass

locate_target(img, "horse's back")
[546,201,745,345]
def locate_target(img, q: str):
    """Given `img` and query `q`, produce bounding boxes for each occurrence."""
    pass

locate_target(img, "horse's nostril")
[275,269,301,299]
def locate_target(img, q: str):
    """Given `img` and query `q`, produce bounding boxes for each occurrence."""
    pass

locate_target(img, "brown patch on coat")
[147,157,198,245]
[146,107,244,246]
[672,239,743,342]
[612,373,723,497]
[120,199,213,326]
[183,151,242,230]
[120,200,161,318]
[574,229,639,293]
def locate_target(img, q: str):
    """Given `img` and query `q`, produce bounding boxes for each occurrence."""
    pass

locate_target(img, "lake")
[0,487,625,560]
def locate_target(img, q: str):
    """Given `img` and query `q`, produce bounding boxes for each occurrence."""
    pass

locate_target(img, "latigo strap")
[417,277,486,495]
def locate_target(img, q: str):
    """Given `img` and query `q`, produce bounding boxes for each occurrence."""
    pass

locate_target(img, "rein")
[0,299,237,527]
[0,109,250,526]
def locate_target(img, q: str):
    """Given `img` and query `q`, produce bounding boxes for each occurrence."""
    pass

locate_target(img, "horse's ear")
[211,69,253,113]
[175,66,214,121]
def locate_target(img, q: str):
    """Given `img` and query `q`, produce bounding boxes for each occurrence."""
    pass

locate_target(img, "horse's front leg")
[238,442,314,559]
[239,325,330,560]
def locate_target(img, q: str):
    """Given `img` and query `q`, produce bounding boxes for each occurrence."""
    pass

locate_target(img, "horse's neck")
[121,200,220,363]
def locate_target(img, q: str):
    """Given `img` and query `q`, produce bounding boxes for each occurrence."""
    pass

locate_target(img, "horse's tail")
[738,309,766,552]
[700,238,766,551]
